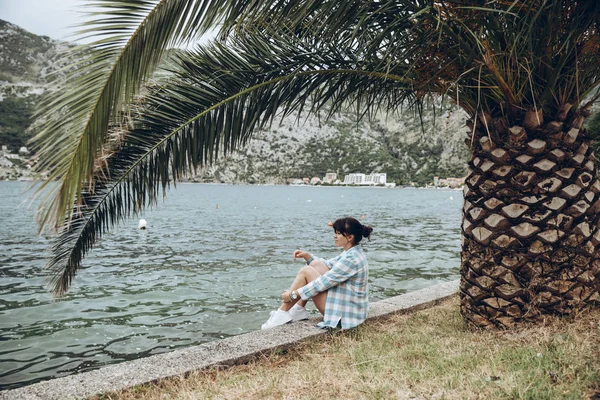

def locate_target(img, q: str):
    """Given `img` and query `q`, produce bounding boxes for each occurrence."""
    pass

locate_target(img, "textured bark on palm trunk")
[460,114,600,328]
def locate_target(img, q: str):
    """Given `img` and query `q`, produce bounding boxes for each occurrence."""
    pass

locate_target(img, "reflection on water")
[0,182,461,389]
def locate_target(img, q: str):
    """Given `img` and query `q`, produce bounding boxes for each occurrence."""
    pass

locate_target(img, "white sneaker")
[261,309,292,329]
[288,304,309,321]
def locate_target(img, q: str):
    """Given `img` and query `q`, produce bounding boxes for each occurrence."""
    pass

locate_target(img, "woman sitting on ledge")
[261,217,373,330]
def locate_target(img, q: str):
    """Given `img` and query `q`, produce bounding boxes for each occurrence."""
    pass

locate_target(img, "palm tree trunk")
[460,113,600,328]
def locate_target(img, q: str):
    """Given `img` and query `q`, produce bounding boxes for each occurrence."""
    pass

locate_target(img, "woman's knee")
[308,260,329,275]
[296,265,312,278]
[298,265,322,281]
[297,265,309,274]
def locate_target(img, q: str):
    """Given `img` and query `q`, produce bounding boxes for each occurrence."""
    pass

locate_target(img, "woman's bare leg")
[280,260,329,314]
[295,260,329,307]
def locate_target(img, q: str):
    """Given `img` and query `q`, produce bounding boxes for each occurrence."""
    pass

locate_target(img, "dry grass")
[94,297,600,400]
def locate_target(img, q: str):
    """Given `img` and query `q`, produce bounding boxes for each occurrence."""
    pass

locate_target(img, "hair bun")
[362,225,373,239]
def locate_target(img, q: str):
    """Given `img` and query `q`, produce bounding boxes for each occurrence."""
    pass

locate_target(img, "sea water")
[0,182,462,389]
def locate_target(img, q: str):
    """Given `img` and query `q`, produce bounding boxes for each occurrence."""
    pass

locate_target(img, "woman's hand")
[281,289,292,303]
[293,249,310,261]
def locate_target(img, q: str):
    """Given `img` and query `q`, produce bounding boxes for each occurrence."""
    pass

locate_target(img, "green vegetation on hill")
[294,121,468,186]
[0,95,37,151]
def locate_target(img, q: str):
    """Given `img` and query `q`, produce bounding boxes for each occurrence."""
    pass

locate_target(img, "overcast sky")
[0,0,215,45]
[0,0,90,40]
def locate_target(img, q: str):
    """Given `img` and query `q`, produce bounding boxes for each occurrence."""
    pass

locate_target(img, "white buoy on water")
[138,219,147,230]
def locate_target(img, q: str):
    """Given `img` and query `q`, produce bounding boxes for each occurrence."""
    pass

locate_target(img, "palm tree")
[33,0,600,328]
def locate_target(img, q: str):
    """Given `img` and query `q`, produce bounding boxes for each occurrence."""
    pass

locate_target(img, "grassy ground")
[95,297,600,400]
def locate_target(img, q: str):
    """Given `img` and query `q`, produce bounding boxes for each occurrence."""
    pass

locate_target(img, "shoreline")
[0,281,459,400]
[0,180,463,191]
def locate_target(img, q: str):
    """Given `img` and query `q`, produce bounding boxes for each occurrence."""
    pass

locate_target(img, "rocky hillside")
[194,105,470,186]
[0,19,72,151]
[0,19,471,184]
[0,20,70,85]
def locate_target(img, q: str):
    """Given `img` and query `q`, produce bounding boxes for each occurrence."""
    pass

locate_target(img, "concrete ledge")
[1,280,459,400]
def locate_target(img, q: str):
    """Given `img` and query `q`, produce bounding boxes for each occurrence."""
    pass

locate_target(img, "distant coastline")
[1,178,463,191]
[0,148,463,190]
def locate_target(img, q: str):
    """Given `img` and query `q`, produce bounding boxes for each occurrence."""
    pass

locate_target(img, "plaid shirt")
[297,245,369,329]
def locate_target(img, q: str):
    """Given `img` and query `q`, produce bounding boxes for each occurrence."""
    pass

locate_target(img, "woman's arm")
[297,254,360,300]
[294,249,342,267]
[293,249,312,263]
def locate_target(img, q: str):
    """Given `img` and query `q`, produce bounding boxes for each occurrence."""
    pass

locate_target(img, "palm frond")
[30,0,248,232]
[46,29,420,295]
[29,0,437,234]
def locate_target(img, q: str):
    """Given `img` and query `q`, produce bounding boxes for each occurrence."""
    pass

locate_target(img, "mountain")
[0,19,470,184]
[0,19,72,152]
[194,105,470,186]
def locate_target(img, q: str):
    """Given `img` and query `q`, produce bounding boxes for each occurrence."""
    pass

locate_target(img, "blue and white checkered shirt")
[297,245,369,329]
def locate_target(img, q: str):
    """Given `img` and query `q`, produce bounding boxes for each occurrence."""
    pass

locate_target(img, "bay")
[0,182,462,389]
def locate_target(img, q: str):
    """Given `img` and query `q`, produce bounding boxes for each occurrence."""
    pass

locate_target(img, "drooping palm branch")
[46,29,424,295]
[30,0,422,232]
[30,0,260,231]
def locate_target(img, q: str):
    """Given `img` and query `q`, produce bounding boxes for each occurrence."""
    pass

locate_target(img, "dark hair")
[332,217,373,245]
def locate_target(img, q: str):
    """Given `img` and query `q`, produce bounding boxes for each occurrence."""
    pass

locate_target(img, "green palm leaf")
[46,30,419,295]
[30,0,435,234]
[30,0,250,232]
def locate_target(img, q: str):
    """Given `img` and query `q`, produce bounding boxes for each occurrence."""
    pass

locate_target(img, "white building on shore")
[343,173,387,185]
[288,172,394,187]
[323,172,337,183]
[343,173,365,184]
[365,173,387,185]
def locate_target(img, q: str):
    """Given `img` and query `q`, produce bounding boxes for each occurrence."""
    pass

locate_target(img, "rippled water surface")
[0,182,462,389]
